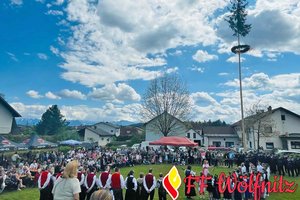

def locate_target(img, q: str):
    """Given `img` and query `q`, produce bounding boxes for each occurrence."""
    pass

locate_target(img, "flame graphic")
[163,166,182,200]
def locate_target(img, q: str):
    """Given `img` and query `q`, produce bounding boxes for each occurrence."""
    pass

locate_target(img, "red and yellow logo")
[163,166,182,200]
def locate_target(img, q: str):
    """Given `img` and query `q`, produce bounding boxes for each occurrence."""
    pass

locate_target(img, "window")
[281,115,286,121]
[212,141,221,147]
[102,137,104,141]
[187,132,190,138]
[107,138,110,142]
[225,142,234,147]
[266,142,274,149]
[264,126,272,133]
[249,141,252,148]
[193,132,196,139]
[291,141,300,149]
[111,130,114,133]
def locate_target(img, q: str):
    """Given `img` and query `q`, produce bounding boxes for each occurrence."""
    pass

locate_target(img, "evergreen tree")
[226,0,251,37]
[36,105,67,135]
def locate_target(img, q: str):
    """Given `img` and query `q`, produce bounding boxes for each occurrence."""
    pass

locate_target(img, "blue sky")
[1,0,300,123]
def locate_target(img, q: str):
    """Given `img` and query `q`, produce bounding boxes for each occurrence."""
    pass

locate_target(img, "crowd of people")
[0,146,300,200]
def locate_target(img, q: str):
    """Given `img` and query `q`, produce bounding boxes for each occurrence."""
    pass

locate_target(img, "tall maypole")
[226,0,251,150]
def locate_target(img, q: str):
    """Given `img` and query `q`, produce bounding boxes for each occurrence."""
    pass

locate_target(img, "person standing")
[125,170,137,200]
[52,160,81,200]
[38,165,55,200]
[184,166,196,199]
[85,167,98,200]
[143,169,156,200]
[106,167,125,200]
[202,160,210,176]
[77,167,86,200]
[136,173,144,200]
[98,166,111,189]
[156,173,167,200]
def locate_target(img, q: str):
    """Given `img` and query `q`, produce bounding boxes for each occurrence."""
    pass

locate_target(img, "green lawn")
[1,164,299,200]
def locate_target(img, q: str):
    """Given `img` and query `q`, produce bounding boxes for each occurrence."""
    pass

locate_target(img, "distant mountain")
[66,120,97,126]
[16,118,97,126]
[16,118,139,127]
[16,118,40,126]
[112,120,140,126]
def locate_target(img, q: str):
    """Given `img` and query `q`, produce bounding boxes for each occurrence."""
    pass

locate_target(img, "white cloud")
[88,83,141,102]
[6,52,18,62]
[224,72,300,91]
[165,67,178,74]
[37,53,48,60]
[46,10,64,16]
[218,72,229,76]
[57,0,229,87]
[11,0,23,5]
[189,66,205,73]
[191,92,219,106]
[50,46,59,55]
[169,50,182,56]
[59,89,87,100]
[192,50,218,63]
[45,92,61,100]
[53,0,64,5]
[11,102,142,122]
[226,56,245,63]
[26,90,43,99]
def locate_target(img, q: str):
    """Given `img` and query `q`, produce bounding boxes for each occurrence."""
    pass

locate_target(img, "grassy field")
[0,164,299,200]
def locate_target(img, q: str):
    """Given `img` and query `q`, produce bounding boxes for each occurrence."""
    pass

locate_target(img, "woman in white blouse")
[52,160,81,200]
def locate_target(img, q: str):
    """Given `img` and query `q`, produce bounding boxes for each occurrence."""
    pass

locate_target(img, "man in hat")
[143,168,156,200]
[106,167,125,200]
[38,165,55,200]
[84,167,97,200]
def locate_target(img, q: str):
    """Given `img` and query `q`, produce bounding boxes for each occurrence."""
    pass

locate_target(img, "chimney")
[268,106,272,112]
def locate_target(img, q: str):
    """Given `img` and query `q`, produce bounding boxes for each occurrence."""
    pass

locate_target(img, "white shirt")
[97,172,111,189]
[52,177,81,200]
[241,166,247,174]
[105,173,125,189]
[257,164,263,173]
[125,175,137,191]
[143,174,156,192]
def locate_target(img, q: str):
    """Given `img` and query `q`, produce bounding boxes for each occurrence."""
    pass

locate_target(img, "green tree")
[36,105,68,135]
[226,0,251,38]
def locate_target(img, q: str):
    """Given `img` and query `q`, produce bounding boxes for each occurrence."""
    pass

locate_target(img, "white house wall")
[84,129,111,146]
[95,123,120,137]
[145,119,188,141]
[271,109,300,135]
[0,103,13,134]
[236,108,300,150]
[206,136,240,147]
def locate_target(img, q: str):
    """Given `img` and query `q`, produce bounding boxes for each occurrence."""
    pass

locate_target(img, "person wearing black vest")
[157,173,167,200]
[184,166,196,199]
[125,170,137,200]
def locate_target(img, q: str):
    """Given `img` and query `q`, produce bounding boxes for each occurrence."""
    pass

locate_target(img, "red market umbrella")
[149,136,198,147]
